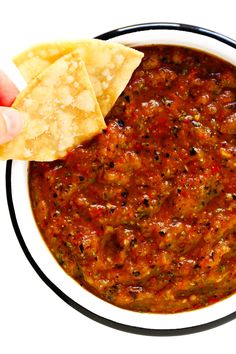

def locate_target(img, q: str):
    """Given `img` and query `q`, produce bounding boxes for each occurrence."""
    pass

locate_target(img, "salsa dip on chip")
[28,45,236,314]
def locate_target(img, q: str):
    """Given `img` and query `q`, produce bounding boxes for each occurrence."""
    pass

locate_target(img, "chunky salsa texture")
[29,45,236,313]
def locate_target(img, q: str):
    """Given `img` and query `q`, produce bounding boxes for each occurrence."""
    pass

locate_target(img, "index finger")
[0,70,19,106]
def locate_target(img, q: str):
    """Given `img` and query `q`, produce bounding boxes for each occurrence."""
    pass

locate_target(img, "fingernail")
[0,107,23,143]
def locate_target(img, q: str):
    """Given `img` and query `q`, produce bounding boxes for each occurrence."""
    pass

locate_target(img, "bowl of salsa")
[6,23,236,335]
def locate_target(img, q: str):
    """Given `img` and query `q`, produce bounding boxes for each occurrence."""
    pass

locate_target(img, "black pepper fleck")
[172,126,180,138]
[189,147,197,156]
[117,119,125,127]
[121,191,128,198]
[110,207,116,214]
[194,264,201,269]
[109,161,115,168]
[154,150,160,160]
[130,238,137,247]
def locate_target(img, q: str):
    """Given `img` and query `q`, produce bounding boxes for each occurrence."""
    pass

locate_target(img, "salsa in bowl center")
[7,23,236,334]
[29,44,236,314]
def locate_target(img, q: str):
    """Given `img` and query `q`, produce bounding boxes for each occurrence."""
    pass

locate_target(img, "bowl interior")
[107,28,236,65]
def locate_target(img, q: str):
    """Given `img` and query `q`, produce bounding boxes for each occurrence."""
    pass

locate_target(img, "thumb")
[0,107,23,144]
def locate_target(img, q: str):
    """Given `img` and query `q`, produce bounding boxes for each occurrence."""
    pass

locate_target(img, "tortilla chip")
[13,42,79,84]
[0,50,105,161]
[13,39,143,116]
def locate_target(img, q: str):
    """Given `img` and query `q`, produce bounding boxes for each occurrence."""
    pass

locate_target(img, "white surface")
[0,0,235,353]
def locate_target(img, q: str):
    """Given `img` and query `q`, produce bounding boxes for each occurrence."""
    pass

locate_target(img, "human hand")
[0,70,23,144]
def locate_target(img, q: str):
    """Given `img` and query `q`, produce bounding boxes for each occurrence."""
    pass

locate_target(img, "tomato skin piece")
[211,165,220,175]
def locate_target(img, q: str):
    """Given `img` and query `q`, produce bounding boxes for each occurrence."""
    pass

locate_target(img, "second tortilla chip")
[0,50,106,161]
[13,39,144,116]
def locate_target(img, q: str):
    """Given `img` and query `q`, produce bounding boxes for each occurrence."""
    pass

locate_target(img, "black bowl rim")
[5,22,236,336]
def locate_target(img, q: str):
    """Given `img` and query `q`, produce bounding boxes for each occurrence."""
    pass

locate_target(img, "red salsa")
[29,45,236,313]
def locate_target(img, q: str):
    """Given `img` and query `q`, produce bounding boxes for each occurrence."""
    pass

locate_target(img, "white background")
[0,0,235,353]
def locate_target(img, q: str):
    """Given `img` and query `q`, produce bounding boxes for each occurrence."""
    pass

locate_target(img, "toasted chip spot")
[49,60,69,79]
[48,48,60,56]
[89,75,103,97]
[115,54,124,64]
[95,51,111,67]
[102,68,113,82]
[39,49,47,57]
[102,68,110,77]
[26,119,49,139]
[27,51,34,58]
[24,148,32,157]
[73,81,80,88]
[84,117,99,133]
[88,66,95,74]
[56,110,75,151]
[75,90,95,112]
[57,86,73,106]
[102,81,109,90]
[70,60,79,70]
[66,75,74,84]
[23,98,33,108]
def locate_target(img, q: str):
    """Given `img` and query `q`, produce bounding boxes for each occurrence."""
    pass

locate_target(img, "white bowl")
[6,23,236,335]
